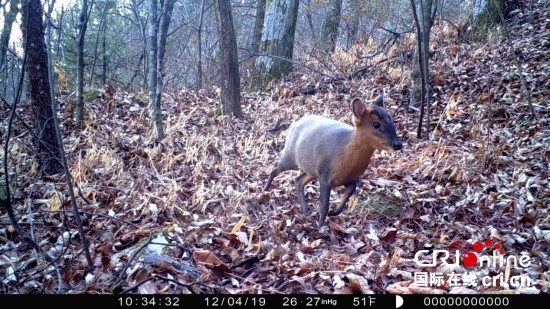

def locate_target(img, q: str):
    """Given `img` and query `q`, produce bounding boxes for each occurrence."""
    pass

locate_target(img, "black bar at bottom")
[0,294,548,308]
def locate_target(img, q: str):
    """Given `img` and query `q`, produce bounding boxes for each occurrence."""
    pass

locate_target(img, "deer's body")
[264,95,402,228]
[279,115,375,187]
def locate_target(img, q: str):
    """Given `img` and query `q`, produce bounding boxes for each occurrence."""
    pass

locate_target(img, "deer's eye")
[373,122,381,129]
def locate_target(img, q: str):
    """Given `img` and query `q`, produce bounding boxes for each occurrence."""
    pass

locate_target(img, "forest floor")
[2,0,549,294]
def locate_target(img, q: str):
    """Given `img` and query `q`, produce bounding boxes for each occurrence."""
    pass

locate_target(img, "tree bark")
[102,14,107,86]
[410,0,426,139]
[76,0,89,126]
[250,0,266,55]
[157,0,175,80]
[55,7,65,61]
[345,0,359,50]
[148,0,164,139]
[21,0,62,174]
[215,0,242,116]
[255,0,300,86]
[410,0,438,139]
[130,0,147,89]
[197,0,205,89]
[320,0,342,53]
[154,0,175,132]
[46,0,56,98]
[0,0,19,73]
[89,0,109,87]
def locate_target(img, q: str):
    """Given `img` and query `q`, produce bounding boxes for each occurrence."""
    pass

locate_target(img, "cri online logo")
[414,239,530,269]
[462,239,504,267]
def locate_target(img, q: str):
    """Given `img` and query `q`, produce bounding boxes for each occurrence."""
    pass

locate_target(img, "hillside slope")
[2,0,548,294]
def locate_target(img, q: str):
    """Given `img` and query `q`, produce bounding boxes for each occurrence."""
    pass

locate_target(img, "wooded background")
[0,0,548,294]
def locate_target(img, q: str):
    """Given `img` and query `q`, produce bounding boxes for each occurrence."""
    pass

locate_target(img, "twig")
[0,97,65,169]
[39,209,141,228]
[239,51,337,79]
[46,0,94,268]
[154,275,195,289]
[118,277,155,294]
[112,236,153,289]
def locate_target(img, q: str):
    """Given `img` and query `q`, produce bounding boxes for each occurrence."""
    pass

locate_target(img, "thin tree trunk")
[89,0,108,87]
[129,51,144,89]
[0,0,19,73]
[320,0,342,52]
[245,0,266,88]
[304,0,317,45]
[197,0,205,89]
[148,0,164,139]
[55,7,65,62]
[21,0,62,174]
[131,0,147,89]
[410,0,426,139]
[153,0,175,137]
[345,0,359,50]
[102,17,107,85]
[46,0,56,96]
[157,0,175,81]
[76,0,89,126]
[421,0,438,138]
[250,0,266,55]
[216,0,242,116]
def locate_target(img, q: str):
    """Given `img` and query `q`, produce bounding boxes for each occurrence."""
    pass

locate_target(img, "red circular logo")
[462,252,478,268]
[473,241,483,252]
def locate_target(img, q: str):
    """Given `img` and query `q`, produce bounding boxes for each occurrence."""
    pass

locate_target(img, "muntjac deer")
[264,95,402,228]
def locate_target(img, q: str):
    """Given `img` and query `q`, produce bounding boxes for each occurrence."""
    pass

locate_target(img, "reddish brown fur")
[330,109,390,187]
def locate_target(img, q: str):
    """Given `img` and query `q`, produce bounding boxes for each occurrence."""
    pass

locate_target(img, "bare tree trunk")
[410,0,438,139]
[129,51,144,89]
[102,16,107,85]
[410,0,426,139]
[21,0,62,174]
[250,0,266,55]
[148,0,164,139]
[320,0,342,53]
[154,0,175,135]
[157,0,175,80]
[197,0,205,89]
[244,0,266,88]
[304,0,317,45]
[345,0,359,50]
[89,0,109,87]
[215,0,242,116]
[0,0,19,74]
[255,0,300,86]
[422,0,438,138]
[130,0,147,89]
[410,43,421,103]
[46,0,56,96]
[55,7,65,61]
[76,0,90,126]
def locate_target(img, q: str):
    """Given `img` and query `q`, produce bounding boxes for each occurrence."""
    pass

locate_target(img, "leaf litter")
[0,0,548,294]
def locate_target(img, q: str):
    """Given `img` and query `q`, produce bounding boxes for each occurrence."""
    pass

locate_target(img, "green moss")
[83,88,101,102]
[0,182,16,200]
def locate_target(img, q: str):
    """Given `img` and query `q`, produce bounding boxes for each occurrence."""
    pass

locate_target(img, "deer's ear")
[352,98,365,119]
[374,94,384,107]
